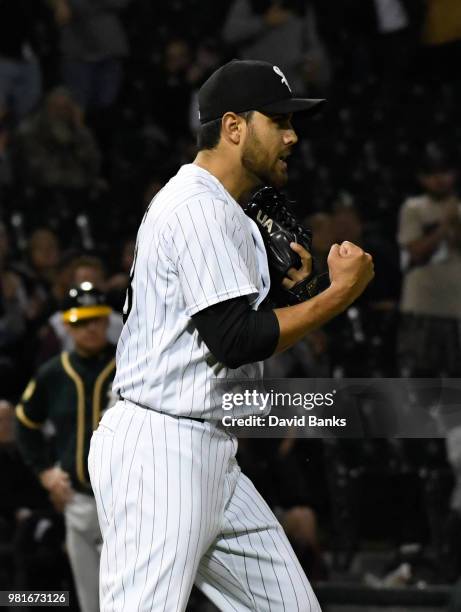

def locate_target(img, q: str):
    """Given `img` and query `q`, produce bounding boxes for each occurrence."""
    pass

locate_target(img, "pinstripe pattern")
[89,162,321,611]
[89,401,321,611]
[113,164,270,419]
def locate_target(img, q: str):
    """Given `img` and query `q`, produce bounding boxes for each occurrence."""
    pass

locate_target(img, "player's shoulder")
[35,353,64,384]
[401,195,429,211]
[148,164,234,230]
[160,164,227,209]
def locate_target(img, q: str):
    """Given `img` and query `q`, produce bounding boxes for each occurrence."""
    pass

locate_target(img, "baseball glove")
[244,186,328,307]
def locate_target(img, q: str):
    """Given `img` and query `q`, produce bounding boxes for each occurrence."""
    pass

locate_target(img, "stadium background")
[1,0,461,609]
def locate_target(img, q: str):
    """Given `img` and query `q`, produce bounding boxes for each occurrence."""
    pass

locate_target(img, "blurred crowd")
[2,0,461,609]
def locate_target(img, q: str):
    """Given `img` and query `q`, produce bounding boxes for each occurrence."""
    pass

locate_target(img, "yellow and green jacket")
[15,345,116,494]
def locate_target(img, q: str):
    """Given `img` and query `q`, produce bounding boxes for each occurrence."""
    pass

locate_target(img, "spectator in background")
[13,88,101,190]
[50,0,130,112]
[9,227,69,338]
[15,284,116,612]
[331,197,401,375]
[150,37,196,140]
[332,197,401,308]
[0,0,44,122]
[37,255,123,365]
[0,223,28,396]
[27,228,60,299]
[71,255,105,288]
[223,0,330,94]
[24,250,80,339]
[397,147,461,376]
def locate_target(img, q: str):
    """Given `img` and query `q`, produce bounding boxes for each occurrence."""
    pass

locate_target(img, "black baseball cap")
[198,59,325,124]
[61,282,112,324]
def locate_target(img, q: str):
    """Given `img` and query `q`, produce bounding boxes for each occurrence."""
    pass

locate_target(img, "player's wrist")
[327,280,355,305]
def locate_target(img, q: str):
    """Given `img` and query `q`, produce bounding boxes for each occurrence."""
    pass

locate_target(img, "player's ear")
[221,112,242,145]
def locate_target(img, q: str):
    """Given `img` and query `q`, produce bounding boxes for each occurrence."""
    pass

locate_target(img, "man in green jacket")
[16,282,116,612]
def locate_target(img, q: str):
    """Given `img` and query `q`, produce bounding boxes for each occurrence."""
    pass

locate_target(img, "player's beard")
[241,127,288,190]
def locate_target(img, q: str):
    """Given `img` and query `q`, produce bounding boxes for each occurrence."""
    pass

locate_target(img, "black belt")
[118,393,206,423]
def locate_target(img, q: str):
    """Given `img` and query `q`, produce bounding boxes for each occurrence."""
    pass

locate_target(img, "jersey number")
[122,197,157,323]
[123,257,135,323]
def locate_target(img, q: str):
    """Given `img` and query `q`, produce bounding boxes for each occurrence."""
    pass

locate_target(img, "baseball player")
[16,283,116,612]
[88,59,374,611]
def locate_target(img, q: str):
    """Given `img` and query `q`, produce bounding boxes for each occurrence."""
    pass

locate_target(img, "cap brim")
[62,305,112,323]
[259,98,326,117]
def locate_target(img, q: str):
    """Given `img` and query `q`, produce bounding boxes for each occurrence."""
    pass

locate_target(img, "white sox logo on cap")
[273,65,292,93]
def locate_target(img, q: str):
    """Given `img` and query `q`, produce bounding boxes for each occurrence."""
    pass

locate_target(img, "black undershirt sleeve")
[192,296,280,369]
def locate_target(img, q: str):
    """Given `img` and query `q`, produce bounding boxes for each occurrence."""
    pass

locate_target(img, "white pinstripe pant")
[88,400,321,612]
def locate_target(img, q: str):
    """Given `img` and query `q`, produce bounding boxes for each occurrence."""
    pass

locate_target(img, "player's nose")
[283,127,298,146]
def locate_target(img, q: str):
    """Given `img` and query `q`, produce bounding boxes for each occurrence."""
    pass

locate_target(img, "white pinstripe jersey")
[113,164,271,418]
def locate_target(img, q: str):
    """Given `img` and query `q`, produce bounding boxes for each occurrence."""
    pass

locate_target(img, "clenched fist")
[327,241,374,306]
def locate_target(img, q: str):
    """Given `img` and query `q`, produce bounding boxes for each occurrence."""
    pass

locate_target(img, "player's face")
[241,112,297,190]
[67,317,109,356]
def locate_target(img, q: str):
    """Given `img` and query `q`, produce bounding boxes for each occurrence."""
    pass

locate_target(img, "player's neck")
[194,151,256,203]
